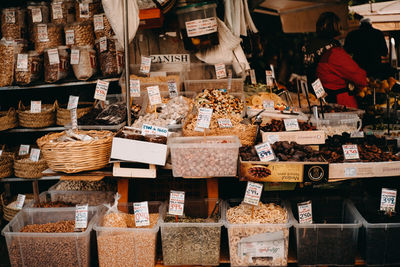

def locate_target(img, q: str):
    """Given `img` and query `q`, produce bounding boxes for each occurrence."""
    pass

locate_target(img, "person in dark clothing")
[344,18,388,78]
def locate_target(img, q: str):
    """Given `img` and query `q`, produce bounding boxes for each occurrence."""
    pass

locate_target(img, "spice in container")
[15,51,43,85]
[1,7,26,40]
[71,45,97,80]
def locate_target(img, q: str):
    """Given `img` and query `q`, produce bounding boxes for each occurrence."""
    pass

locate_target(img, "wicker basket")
[37,130,113,173]
[17,101,57,128]
[56,102,94,126]
[0,155,13,178]
[1,193,34,221]
[0,108,18,131]
[14,156,48,179]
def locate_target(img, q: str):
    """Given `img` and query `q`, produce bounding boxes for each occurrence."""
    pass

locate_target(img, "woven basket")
[14,156,48,179]
[17,101,57,128]
[1,193,34,221]
[0,155,13,178]
[56,102,94,126]
[0,108,18,131]
[37,130,113,173]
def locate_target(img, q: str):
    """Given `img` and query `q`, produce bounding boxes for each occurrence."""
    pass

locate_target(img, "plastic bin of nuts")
[168,135,240,178]
[224,199,292,267]
[1,207,99,267]
[1,7,26,40]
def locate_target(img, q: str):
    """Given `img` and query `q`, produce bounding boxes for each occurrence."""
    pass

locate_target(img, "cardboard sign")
[141,124,168,137]
[342,144,360,160]
[215,63,227,79]
[311,78,327,99]
[140,56,151,74]
[298,200,313,224]
[133,201,150,227]
[129,79,140,97]
[217,118,233,128]
[15,194,25,210]
[243,181,263,206]
[29,148,40,162]
[94,80,109,101]
[195,108,213,130]
[381,188,397,212]
[167,80,178,98]
[19,145,30,156]
[93,14,104,31]
[17,54,28,71]
[283,119,300,131]
[147,85,162,106]
[75,204,88,229]
[255,142,275,162]
[31,101,41,113]
[250,69,257,84]
[169,190,185,216]
[67,95,79,110]
[70,49,80,65]
[47,48,60,65]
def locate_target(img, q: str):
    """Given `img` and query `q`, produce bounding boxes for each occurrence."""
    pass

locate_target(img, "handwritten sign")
[215,63,227,79]
[217,118,233,128]
[129,79,140,97]
[312,78,327,99]
[140,56,151,74]
[19,145,30,156]
[195,108,213,130]
[255,142,275,162]
[243,181,263,206]
[31,101,41,113]
[94,80,109,101]
[283,119,300,131]
[134,201,150,227]
[169,190,185,216]
[381,188,397,212]
[15,194,25,210]
[141,124,168,137]
[342,144,360,160]
[29,148,40,162]
[167,80,178,98]
[75,204,88,229]
[298,201,312,224]
[147,85,162,106]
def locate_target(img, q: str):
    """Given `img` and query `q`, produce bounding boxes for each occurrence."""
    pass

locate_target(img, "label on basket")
[30,100,41,113]
[99,36,107,52]
[70,49,80,65]
[380,188,397,212]
[195,107,213,131]
[147,85,162,106]
[140,56,151,74]
[79,3,90,18]
[283,119,300,131]
[129,79,140,97]
[255,142,275,162]
[185,17,217,37]
[65,29,75,45]
[141,124,168,137]
[169,190,185,216]
[15,194,26,210]
[263,100,274,111]
[298,200,313,224]
[5,10,15,24]
[52,3,63,19]
[47,48,60,65]
[68,96,79,110]
[93,14,104,31]
[167,80,178,98]
[342,144,359,160]
[29,148,41,162]
[270,64,275,79]
[19,145,30,156]
[37,24,49,42]
[351,131,364,138]
[243,181,263,206]
[70,108,78,129]
[94,80,109,101]
[214,63,227,79]
[250,69,257,84]
[311,78,327,99]
[238,231,285,261]
[266,70,274,87]
[133,201,150,227]
[217,118,233,128]
[31,7,42,23]
[75,204,88,229]
[17,54,28,71]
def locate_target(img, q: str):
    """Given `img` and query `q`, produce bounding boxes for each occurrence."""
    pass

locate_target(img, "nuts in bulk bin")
[93,13,114,39]
[95,36,123,77]
[51,0,76,25]
[0,40,18,87]
[64,21,95,47]
[75,0,102,22]
[71,45,97,80]
[44,46,70,83]
[33,23,63,54]
[27,2,50,44]
[1,7,26,40]
[15,51,43,85]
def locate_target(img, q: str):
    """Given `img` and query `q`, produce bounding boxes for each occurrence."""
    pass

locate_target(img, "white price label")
[342,144,360,160]
[75,204,88,229]
[351,131,364,138]
[217,118,233,128]
[29,148,40,162]
[52,3,63,19]
[243,181,263,206]
[93,14,104,31]
[37,24,49,42]
[263,100,275,111]
[169,190,185,216]
[284,119,300,131]
[17,54,28,71]
[167,80,178,98]
[31,7,42,23]
[71,108,78,129]
[267,134,279,144]
[195,107,213,130]
[298,201,313,224]
[133,201,150,227]
[255,142,275,162]
[65,29,75,45]
[345,167,357,177]
[5,10,15,24]
[239,235,285,261]
[129,79,140,97]
[270,64,276,79]
[185,17,217,37]
[70,49,80,64]
[266,70,274,87]
[141,124,168,137]
[381,188,397,212]
[19,145,30,156]
[140,56,152,74]
[94,80,109,101]
[215,63,227,79]
[15,194,26,210]
[147,85,162,106]
[99,36,107,52]
[31,100,41,113]
[79,3,90,18]
[311,78,327,99]
[67,95,79,110]
[250,69,257,85]
[47,48,60,65]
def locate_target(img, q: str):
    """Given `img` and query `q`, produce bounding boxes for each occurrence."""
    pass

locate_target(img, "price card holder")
[94,80,109,101]
[75,204,88,229]
[167,80,178,98]
[298,200,313,224]
[263,100,274,111]
[130,79,141,97]
[142,124,168,136]
[147,85,162,106]
[381,188,397,213]
[140,56,151,74]
[67,95,79,110]
[342,144,360,161]
[311,78,327,99]
[15,194,26,210]
[255,142,276,162]
[30,101,41,113]
[19,145,30,156]
[217,118,233,128]
[195,107,213,131]
[169,190,185,216]
[134,201,150,227]
[250,69,257,85]
[30,148,40,162]
[283,119,300,131]
[243,181,263,206]
[215,63,227,79]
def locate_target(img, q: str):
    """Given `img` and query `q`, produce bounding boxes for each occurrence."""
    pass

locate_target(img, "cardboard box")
[329,161,400,180]
[262,130,326,145]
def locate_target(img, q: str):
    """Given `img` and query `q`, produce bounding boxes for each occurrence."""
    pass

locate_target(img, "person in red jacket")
[303,12,367,108]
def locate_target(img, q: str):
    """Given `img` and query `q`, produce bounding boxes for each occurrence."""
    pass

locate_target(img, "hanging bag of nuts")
[34,23,63,54]
[0,40,18,87]
[15,51,43,85]
[95,36,123,77]
[71,45,97,80]
[75,0,102,23]
[44,46,70,83]
[1,7,26,40]
[51,0,75,25]
[93,13,114,39]
[27,2,50,44]
[64,21,95,47]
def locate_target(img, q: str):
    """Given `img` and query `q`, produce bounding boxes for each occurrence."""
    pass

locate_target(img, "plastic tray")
[290,198,362,266]
[93,202,163,267]
[310,113,362,136]
[2,207,98,267]
[168,135,240,178]
[160,199,222,266]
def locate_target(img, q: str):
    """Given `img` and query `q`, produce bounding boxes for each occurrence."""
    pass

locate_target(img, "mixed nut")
[195,89,244,115]
[261,119,315,132]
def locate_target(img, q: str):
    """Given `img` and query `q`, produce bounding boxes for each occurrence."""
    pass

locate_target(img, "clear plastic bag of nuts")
[71,45,97,80]
[15,51,43,85]
[95,36,123,77]
[27,2,50,44]
[1,7,27,40]
[0,40,19,86]
[51,0,75,25]
[44,46,70,83]
[75,0,102,23]
[64,21,95,47]
[34,23,63,54]
[93,13,114,39]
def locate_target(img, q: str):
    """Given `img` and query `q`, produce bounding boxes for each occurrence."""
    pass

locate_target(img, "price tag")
[243,181,263,206]
[345,167,357,177]
[130,79,140,97]
[167,80,178,98]
[68,96,80,110]
[52,3,63,19]
[65,29,75,45]
[283,119,300,131]
[311,78,327,99]
[140,56,151,74]
[298,200,313,224]
[381,188,397,212]
[133,201,150,227]
[79,3,90,18]
[351,131,364,138]
[255,142,275,162]
[31,100,41,113]
[29,148,40,162]
[147,85,162,106]
[195,107,213,130]
[5,10,15,24]
[47,48,60,65]
[70,49,80,64]
[270,64,276,79]
[93,14,104,31]
[267,134,279,144]
[263,100,275,111]
[15,194,26,210]
[31,7,42,23]
[215,63,227,79]
[250,69,257,85]
[266,70,274,87]
[99,36,107,52]
[17,54,28,71]
[37,24,49,42]
[169,190,185,216]
[19,145,30,156]
[75,204,88,229]
[71,108,78,130]
[141,124,168,137]
[342,144,360,160]
[94,80,109,101]
[217,118,233,128]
